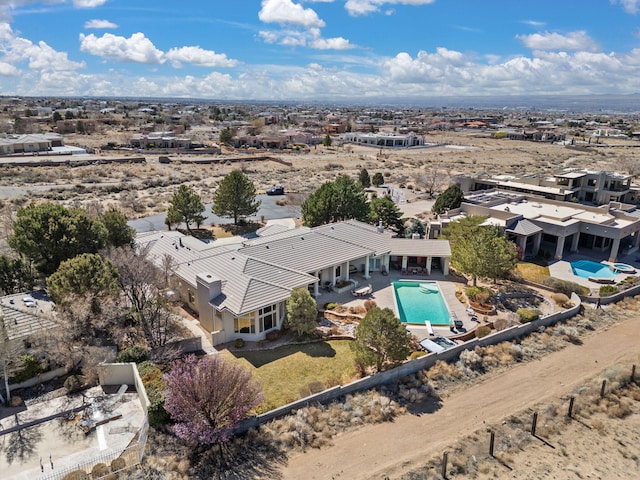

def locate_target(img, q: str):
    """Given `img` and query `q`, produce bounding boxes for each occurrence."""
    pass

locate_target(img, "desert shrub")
[116,345,149,364]
[300,381,326,398]
[475,325,491,338]
[454,289,465,303]
[458,349,484,371]
[137,361,170,427]
[494,314,519,331]
[551,292,570,307]
[9,354,44,384]
[62,471,90,480]
[91,463,110,478]
[517,308,539,323]
[234,338,245,349]
[599,285,618,296]
[363,299,377,312]
[323,302,338,310]
[541,277,589,296]
[110,457,127,472]
[64,374,84,394]
[427,360,462,381]
[466,286,490,304]
[409,351,427,360]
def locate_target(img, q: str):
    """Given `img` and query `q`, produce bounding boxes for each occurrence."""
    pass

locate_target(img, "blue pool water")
[393,281,450,325]
[570,259,616,279]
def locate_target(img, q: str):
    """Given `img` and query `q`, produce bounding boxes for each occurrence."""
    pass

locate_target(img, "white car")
[23,296,36,307]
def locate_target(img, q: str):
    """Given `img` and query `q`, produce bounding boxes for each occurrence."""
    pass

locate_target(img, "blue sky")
[1,0,640,100]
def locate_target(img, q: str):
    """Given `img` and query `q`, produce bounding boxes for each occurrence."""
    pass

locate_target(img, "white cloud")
[73,0,109,7]
[611,0,640,14]
[259,0,325,28]
[521,20,546,27]
[0,61,18,76]
[165,46,238,68]
[259,27,354,50]
[84,19,118,29]
[516,31,599,52]
[344,0,435,17]
[79,32,165,64]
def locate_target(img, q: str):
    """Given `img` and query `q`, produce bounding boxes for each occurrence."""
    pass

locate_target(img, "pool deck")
[0,386,145,479]
[548,252,640,293]
[317,270,470,341]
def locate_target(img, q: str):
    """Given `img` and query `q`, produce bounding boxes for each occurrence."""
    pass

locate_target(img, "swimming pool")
[393,281,450,325]
[570,259,617,279]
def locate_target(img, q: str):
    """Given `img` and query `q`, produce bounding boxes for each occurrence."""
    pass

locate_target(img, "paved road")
[128,194,301,233]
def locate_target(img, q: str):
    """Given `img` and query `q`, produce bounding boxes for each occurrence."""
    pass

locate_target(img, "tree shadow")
[191,435,288,480]
[0,424,42,465]
[234,341,337,368]
[406,395,443,416]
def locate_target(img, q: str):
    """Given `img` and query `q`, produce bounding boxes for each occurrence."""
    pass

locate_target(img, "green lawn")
[515,261,550,283]
[221,340,359,412]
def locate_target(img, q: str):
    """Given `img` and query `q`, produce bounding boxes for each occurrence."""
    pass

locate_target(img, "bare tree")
[415,165,450,198]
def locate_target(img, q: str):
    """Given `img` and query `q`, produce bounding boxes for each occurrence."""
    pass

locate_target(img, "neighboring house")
[131,133,192,150]
[0,134,61,155]
[342,132,424,148]
[138,220,451,346]
[456,169,637,205]
[0,291,57,357]
[429,190,640,261]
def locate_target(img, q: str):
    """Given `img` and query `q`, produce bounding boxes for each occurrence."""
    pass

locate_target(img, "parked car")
[266,185,285,195]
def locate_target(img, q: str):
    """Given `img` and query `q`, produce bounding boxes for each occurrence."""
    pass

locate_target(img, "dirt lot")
[279,314,640,480]
[2,131,640,225]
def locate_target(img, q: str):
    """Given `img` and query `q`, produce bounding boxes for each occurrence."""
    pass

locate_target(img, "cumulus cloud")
[516,31,599,52]
[84,19,118,29]
[258,0,354,49]
[259,27,354,50]
[259,0,325,28]
[0,61,18,76]
[611,0,640,15]
[165,46,238,68]
[79,32,165,64]
[344,0,435,17]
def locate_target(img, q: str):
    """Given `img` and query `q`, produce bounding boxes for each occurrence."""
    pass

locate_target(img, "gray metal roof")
[1,294,57,342]
[313,220,392,255]
[240,230,375,273]
[388,238,451,257]
[176,251,316,316]
[507,218,543,236]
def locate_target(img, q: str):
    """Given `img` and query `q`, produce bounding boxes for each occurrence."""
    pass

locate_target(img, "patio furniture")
[323,281,333,292]
[352,284,372,297]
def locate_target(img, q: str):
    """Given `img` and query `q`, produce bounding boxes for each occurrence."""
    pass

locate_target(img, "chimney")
[377,220,384,234]
[196,272,222,332]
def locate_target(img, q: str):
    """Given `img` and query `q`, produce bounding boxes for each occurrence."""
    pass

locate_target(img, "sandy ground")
[279,315,640,480]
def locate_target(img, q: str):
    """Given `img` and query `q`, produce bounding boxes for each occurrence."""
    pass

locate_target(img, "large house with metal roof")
[138,220,451,346]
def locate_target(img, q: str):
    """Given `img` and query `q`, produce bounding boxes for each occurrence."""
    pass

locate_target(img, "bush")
[64,375,83,394]
[234,338,245,349]
[62,471,90,480]
[9,354,44,384]
[466,286,490,304]
[541,277,589,296]
[363,299,377,312]
[110,457,127,472]
[551,293,570,307]
[599,285,618,297]
[91,463,110,478]
[323,302,338,310]
[116,345,149,364]
[517,308,540,323]
[409,351,427,359]
[137,361,170,427]
[475,325,492,338]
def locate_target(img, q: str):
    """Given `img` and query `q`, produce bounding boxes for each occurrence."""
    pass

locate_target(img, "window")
[188,290,195,303]
[234,314,255,334]
[258,305,277,332]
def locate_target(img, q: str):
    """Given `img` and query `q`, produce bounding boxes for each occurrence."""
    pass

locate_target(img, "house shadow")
[233,341,337,368]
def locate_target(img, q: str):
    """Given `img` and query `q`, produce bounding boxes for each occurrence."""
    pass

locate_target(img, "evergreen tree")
[358,168,371,188]
[166,185,205,234]
[369,195,404,234]
[351,307,411,372]
[100,208,135,248]
[286,288,318,337]
[432,184,464,214]
[212,170,261,225]
[9,202,107,276]
[301,174,369,227]
[372,172,385,187]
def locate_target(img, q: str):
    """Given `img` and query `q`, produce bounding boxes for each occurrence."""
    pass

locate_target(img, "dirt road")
[279,318,640,479]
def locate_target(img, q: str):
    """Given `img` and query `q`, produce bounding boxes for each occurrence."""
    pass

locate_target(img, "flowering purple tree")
[164,354,263,445]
